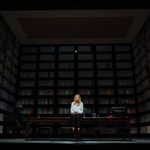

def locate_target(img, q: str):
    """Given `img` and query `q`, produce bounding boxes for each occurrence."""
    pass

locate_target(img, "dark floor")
[0,138,150,149]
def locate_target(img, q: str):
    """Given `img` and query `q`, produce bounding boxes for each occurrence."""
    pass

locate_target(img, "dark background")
[0,0,150,10]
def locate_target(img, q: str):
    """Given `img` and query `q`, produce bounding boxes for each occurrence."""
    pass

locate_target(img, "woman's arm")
[70,102,74,114]
[78,102,84,114]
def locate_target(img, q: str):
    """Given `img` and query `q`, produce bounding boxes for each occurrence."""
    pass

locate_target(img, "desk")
[25,117,131,140]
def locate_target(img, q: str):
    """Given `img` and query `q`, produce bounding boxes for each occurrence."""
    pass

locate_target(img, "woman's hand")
[74,111,79,114]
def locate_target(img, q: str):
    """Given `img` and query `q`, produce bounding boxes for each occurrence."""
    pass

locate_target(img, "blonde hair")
[73,94,81,106]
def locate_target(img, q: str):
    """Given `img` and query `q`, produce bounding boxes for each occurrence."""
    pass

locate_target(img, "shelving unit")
[96,45,115,117]
[16,47,37,116]
[77,46,95,115]
[133,16,150,135]
[57,46,75,116]
[0,15,19,135]
[114,45,137,134]
[37,47,55,116]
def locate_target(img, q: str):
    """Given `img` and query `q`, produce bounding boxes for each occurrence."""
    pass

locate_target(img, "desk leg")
[127,122,131,140]
[25,123,31,141]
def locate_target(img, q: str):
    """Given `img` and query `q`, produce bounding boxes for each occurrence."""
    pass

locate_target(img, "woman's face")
[74,95,80,102]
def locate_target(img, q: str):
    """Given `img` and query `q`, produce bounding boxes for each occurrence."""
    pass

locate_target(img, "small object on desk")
[38,114,40,118]
[106,115,113,118]
[92,113,96,118]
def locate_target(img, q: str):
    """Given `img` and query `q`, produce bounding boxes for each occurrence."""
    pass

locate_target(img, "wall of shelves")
[0,15,20,134]
[133,16,150,134]
[16,44,137,134]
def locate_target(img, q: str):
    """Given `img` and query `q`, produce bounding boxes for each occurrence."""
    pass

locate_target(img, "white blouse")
[70,102,84,114]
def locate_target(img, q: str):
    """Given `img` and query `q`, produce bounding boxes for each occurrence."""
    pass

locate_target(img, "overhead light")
[74,49,78,53]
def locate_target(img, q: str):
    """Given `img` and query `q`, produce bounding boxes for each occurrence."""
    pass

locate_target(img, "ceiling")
[1,3,150,45]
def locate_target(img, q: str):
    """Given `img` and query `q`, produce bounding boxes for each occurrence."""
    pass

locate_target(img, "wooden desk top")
[26,116,130,124]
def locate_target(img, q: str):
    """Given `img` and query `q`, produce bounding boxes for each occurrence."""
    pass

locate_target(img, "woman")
[70,94,84,132]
